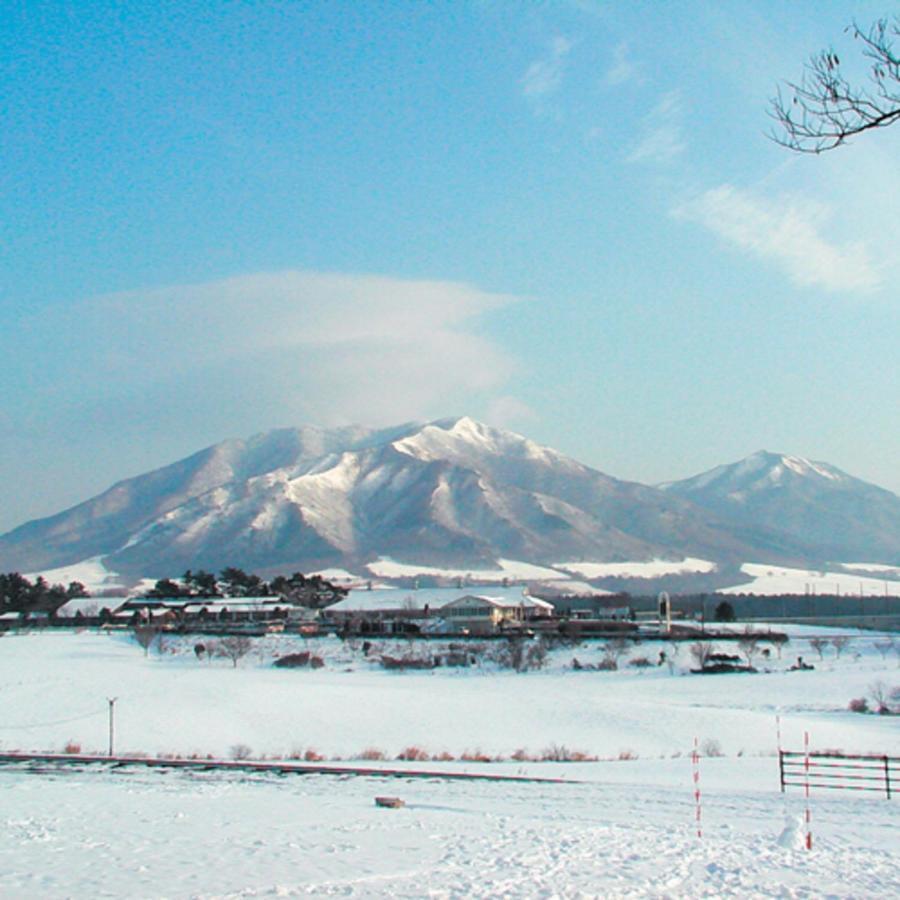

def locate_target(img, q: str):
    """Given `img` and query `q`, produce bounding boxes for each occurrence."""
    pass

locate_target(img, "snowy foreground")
[1,628,899,898]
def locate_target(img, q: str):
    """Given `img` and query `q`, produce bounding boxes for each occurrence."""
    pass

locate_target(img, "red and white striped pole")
[803,730,812,850]
[692,736,702,839]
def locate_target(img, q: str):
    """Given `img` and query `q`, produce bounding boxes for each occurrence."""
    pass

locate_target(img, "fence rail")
[780,750,897,799]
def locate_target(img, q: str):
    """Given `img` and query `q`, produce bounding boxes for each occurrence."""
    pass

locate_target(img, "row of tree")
[0,572,89,614]
[143,568,347,609]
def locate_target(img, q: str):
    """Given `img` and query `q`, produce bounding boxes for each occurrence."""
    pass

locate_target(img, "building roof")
[327,585,546,614]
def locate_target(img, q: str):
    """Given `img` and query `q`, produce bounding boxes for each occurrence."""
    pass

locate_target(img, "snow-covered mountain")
[661,450,900,564]
[2,423,897,581]
[0,418,766,580]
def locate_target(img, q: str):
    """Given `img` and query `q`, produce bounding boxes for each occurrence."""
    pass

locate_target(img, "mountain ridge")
[1,418,898,578]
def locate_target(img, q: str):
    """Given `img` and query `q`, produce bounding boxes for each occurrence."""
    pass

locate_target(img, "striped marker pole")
[804,730,812,850]
[692,736,702,839]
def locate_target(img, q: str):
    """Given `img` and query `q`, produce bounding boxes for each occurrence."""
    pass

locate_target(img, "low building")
[437,594,554,633]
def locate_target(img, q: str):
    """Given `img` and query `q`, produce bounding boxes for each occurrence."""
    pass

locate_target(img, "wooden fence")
[780,750,896,799]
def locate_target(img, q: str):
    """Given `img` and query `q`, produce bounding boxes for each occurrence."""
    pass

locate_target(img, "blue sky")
[2,0,898,532]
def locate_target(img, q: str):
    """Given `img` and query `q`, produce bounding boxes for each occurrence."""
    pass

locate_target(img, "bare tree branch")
[770,17,900,153]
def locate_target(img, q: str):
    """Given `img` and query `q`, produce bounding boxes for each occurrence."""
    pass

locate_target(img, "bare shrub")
[768,632,789,659]
[460,749,492,763]
[217,636,253,668]
[358,747,386,761]
[809,637,828,660]
[540,743,594,762]
[133,624,161,657]
[193,643,207,660]
[600,638,629,670]
[629,656,654,668]
[230,743,253,760]
[511,748,533,762]
[690,641,714,669]
[525,638,548,670]
[595,657,618,671]
[396,745,429,762]
[831,636,851,658]
[868,680,895,714]
[303,748,324,762]
[874,639,895,660]
[568,750,598,762]
[848,697,869,713]
[700,738,724,758]
[431,751,455,761]
[63,740,81,754]
[617,749,638,761]
[738,632,760,668]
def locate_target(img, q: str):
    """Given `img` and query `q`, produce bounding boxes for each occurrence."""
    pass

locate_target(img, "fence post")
[692,736,702,839]
[804,732,812,850]
[779,750,785,793]
[885,756,892,800]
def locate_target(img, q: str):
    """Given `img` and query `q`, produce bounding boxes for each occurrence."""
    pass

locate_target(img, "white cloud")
[33,271,524,430]
[674,185,881,293]
[522,36,573,100]
[604,42,640,87]
[627,91,685,163]
[485,395,537,428]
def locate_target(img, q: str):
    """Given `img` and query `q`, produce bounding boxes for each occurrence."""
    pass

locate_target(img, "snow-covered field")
[1,627,898,897]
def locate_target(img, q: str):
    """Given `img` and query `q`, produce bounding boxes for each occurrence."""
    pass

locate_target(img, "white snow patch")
[24,557,124,595]
[366,557,566,581]
[781,455,841,481]
[719,563,900,596]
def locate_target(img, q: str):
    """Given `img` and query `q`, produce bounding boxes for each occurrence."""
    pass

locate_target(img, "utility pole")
[107,697,118,757]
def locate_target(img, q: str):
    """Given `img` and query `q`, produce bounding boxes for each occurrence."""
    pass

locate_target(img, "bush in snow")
[848,697,869,713]
[461,749,494,762]
[868,681,896,715]
[274,651,324,669]
[230,743,253,760]
[358,747,386,760]
[540,743,596,762]
[809,637,829,660]
[700,738,724,758]
[63,740,81,754]
[396,746,429,762]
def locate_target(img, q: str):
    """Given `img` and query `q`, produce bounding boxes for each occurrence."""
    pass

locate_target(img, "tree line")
[0,573,89,615]
[144,567,347,609]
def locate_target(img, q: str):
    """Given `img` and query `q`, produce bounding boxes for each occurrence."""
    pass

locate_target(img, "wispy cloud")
[627,91,685,163]
[24,271,524,431]
[522,36,573,101]
[674,185,881,293]
[603,42,640,87]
